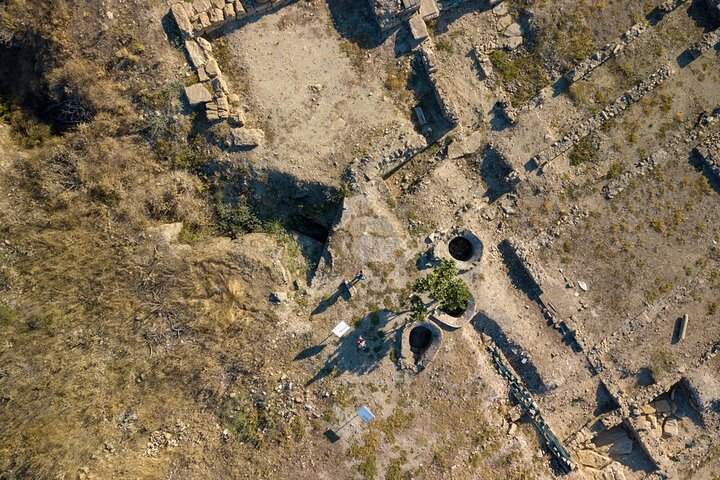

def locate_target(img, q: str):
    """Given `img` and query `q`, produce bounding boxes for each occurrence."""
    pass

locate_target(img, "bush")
[414,259,471,315]
[0,305,17,325]
[215,198,261,237]
[569,136,596,166]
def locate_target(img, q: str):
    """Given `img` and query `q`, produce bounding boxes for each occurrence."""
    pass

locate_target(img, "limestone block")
[234,0,247,16]
[198,12,211,29]
[211,75,229,94]
[229,110,246,127]
[170,3,194,39]
[180,1,196,15]
[185,40,206,68]
[205,57,221,77]
[228,93,241,105]
[211,0,225,8]
[576,450,612,470]
[197,37,213,52]
[197,66,209,82]
[216,95,230,112]
[223,4,236,18]
[408,15,428,41]
[194,0,213,12]
[209,7,224,23]
[504,22,522,37]
[185,83,213,105]
[231,128,265,148]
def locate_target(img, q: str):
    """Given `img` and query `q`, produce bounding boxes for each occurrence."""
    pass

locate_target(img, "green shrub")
[215,198,261,237]
[414,259,471,315]
[0,305,17,325]
[569,136,596,166]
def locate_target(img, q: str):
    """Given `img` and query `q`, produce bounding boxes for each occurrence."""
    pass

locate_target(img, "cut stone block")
[210,0,225,8]
[185,39,206,68]
[223,4,236,18]
[205,57,220,77]
[197,37,213,52]
[195,0,213,11]
[408,15,428,41]
[198,12,211,29]
[211,76,229,94]
[209,7,224,23]
[185,83,213,105]
[419,0,439,20]
[234,0,246,16]
[170,3,194,39]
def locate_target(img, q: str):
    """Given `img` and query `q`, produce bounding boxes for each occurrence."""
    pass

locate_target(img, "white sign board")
[357,407,375,423]
[332,321,350,338]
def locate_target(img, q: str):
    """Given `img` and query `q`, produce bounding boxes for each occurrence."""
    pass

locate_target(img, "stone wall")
[604,111,718,199]
[170,0,292,144]
[531,66,672,170]
[418,46,460,126]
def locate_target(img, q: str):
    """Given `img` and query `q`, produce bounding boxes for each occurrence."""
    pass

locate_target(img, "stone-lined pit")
[449,236,474,261]
[409,325,432,352]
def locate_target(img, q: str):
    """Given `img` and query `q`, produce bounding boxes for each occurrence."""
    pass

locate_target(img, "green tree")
[413,259,471,315]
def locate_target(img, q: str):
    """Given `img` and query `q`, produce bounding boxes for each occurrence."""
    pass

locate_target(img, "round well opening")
[443,302,467,318]
[409,326,432,351]
[448,236,474,262]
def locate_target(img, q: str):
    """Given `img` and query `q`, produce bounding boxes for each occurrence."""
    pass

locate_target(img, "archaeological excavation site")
[1,0,720,478]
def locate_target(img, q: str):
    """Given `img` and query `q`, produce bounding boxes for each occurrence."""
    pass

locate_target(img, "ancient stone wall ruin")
[170,0,293,146]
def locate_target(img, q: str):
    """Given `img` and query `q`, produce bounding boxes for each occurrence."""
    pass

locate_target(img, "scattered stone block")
[577,449,612,469]
[493,2,508,16]
[216,95,230,112]
[662,419,678,438]
[504,22,522,37]
[185,83,213,105]
[231,128,265,148]
[185,39,206,68]
[206,102,220,121]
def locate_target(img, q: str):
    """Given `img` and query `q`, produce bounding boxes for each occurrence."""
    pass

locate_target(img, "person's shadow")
[311,282,351,316]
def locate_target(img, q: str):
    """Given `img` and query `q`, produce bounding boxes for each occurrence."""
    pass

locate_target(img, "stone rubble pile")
[604,112,718,199]
[696,131,720,180]
[686,29,720,61]
[531,66,672,170]
[170,0,291,137]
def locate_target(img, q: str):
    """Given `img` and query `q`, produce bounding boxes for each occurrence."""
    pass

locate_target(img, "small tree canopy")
[413,259,471,315]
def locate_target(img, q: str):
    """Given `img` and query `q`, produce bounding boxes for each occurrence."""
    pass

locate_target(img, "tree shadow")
[472,311,548,394]
[686,0,720,32]
[305,310,401,386]
[311,282,351,316]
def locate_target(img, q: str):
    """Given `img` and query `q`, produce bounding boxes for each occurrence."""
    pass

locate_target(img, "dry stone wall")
[531,67,672,170]
[170,0,292,142]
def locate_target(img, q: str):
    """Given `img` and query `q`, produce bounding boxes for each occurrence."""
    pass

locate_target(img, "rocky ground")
[1,0,720,479]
